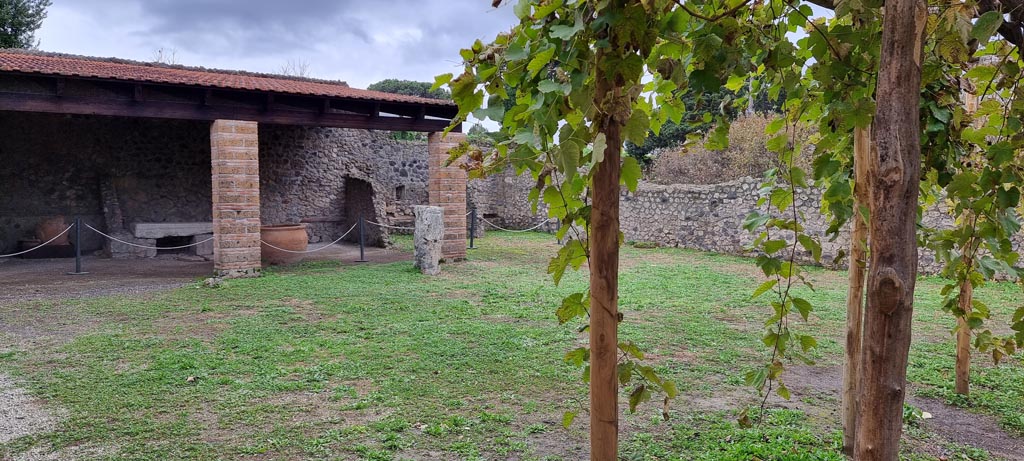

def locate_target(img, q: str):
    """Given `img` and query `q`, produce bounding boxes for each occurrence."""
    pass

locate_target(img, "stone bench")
[131,222,213,239]
[107,222,214,259]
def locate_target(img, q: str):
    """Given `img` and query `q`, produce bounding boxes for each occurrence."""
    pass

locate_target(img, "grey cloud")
[41,0,518,85]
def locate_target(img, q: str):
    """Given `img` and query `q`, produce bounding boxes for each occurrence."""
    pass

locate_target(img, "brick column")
[427,132,468,261]
[211,120,261,277]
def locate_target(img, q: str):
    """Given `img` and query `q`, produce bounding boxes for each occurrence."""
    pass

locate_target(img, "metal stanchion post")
[469,208,477,250]
[356,214,368,262]
[68,217,89,275]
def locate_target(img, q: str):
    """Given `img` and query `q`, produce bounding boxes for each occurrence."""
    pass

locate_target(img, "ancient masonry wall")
[0,113,429,254]
[479,172,1024,274]
[258,126,429,244]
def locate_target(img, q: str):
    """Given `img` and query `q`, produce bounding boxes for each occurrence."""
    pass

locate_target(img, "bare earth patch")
[782,365,1024,460]
[0,374,63,444]
[12,443,116,461]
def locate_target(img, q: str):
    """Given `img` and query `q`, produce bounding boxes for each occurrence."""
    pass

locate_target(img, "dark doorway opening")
[155,236,192,255]
[343,177,382,246]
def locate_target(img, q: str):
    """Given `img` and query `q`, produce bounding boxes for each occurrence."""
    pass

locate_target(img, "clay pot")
[260,224,308,266]
[35,216,70,246]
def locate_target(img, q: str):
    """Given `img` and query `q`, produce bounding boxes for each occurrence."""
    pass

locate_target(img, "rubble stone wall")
[0,113,429,255]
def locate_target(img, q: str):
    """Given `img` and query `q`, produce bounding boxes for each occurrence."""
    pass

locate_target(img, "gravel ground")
[0,374,62,445]
[0,243,410,306]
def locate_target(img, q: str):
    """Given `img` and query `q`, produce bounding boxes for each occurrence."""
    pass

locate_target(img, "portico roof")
[0,50,458,132]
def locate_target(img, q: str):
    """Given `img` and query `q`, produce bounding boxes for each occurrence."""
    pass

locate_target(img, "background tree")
[624,88,735,165]
[367,78,451,100]
[0,0,51,49]
[279,58,311,77]
[368,79,452,141]
[625,85,784,166]
[151,47,179,65]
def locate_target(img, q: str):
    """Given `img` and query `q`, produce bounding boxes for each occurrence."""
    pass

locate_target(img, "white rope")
[86,224,215,250]
[365,220,416,231]
[259,222,358,254]
[0,224,74,258]
[479,217,555,233]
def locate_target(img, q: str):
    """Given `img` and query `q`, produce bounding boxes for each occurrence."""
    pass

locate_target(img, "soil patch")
[0,243,411,307]
[0,374,64,444]
[782,365,1024,459]
[12,443,116,461]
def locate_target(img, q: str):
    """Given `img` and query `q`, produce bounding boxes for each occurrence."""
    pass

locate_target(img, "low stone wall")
[472,171,1024,275]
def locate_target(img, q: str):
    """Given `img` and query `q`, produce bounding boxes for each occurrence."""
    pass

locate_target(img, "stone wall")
[257,126,429,245]
[0,113,431,255]
[0,112,212,254]
[470,171,1024,274]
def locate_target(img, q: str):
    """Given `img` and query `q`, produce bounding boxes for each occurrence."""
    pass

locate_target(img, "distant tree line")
[367,79,451,100]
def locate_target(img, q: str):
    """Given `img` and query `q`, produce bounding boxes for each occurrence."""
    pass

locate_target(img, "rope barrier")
[479,217,555,233]
[0,224,75,258]
[85,224,214,250]
[259,222,359,254]
[365,220,416,231]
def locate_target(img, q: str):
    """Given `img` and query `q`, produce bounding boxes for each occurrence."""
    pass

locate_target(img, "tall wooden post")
[954,92,980,397]
[855,0,928,458]
[589,8,626,459]
[955,277,974,395]
[842,125,871,455]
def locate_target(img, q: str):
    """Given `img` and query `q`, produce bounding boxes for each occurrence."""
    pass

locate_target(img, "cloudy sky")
[35,1,519,89]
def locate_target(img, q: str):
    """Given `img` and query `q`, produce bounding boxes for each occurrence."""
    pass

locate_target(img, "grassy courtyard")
[1,232,1022,460]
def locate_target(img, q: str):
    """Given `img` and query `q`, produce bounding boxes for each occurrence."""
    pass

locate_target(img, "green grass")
[0,232,1021,460]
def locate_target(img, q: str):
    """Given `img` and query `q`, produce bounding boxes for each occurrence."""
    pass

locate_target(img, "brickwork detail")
[427,132,468,261]
[211,120,261,277]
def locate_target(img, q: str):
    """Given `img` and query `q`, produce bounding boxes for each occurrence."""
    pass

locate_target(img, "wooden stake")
[842,125,871,456]
[589,51,622,461]
[955,92,979,397]
[955,279,974,395]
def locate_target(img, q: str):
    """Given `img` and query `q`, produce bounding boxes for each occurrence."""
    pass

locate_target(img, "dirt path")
[783,365,1024,460]
[0,243,411,306]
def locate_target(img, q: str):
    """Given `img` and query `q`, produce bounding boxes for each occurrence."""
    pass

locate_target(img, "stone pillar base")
[413,205,444,275]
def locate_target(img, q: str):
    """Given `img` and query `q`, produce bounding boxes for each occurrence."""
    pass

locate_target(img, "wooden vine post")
[856,0,928,458]
[842,125,871,455]
[590,8,626,459]
[954,91,979,397]
[955,273,975,395]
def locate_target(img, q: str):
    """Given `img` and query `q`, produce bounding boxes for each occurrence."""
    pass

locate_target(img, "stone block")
[107,233,156,259]
[132,222,214,239]
[194,233,214,257]
[413,206,444,276]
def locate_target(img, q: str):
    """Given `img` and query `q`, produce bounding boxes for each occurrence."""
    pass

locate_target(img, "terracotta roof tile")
[0,50,454,107]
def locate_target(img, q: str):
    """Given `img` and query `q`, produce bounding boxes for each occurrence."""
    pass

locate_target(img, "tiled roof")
[0,50,455,107]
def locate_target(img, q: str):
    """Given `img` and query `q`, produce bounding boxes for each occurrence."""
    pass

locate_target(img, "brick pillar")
[427,132,468,261]
[211,120,261,278]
